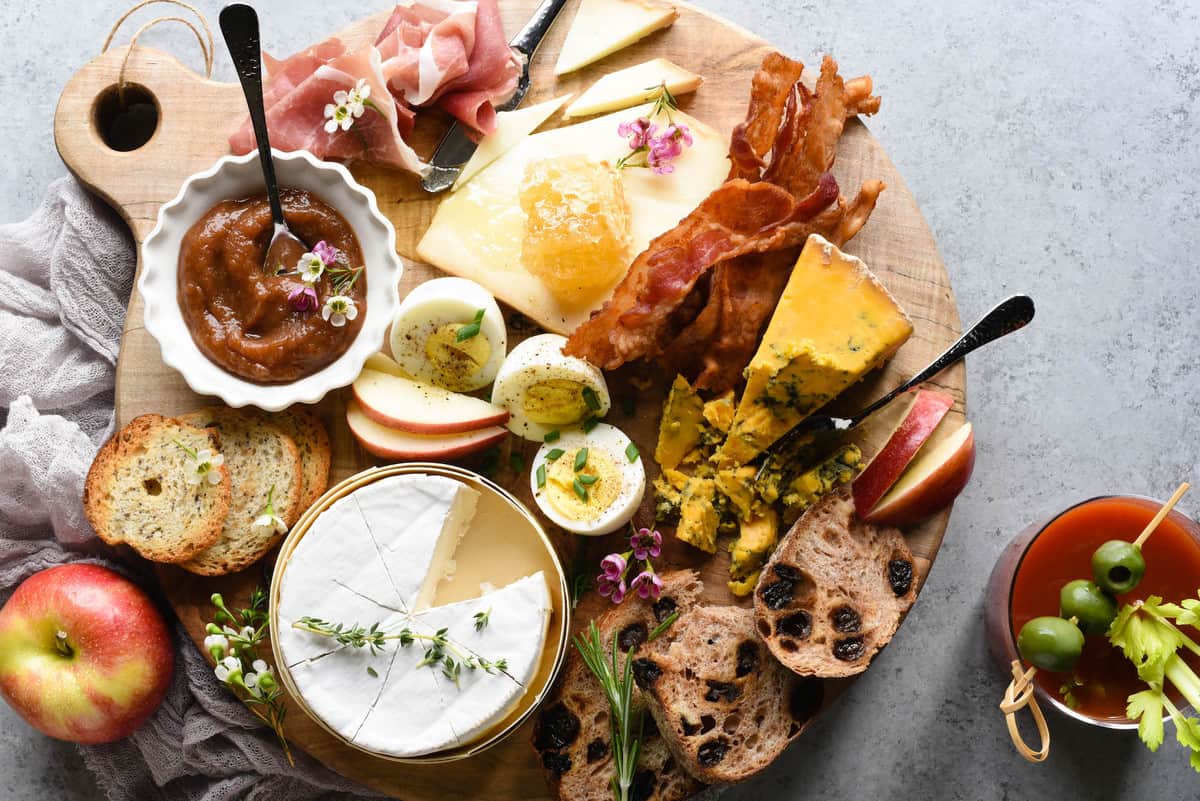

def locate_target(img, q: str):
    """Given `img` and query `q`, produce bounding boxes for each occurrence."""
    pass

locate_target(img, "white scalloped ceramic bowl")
[140,150,403,410]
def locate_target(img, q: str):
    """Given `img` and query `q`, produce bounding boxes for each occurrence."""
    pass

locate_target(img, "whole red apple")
[0,563,173,744]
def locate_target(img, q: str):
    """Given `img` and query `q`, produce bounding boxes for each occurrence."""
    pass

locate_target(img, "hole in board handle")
[92,83,159,152]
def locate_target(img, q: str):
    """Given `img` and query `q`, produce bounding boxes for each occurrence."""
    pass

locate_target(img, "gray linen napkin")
[0,177,383,801]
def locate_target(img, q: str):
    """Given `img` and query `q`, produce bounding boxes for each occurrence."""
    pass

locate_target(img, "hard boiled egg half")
[531,424,645,536]
[389,277,507,392]
[491,334,611,442]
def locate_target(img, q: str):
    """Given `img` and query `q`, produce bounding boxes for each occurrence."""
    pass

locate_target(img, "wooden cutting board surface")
[54,2,965,799]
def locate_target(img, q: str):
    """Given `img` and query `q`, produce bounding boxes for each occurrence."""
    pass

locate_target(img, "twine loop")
[102,0,214,105]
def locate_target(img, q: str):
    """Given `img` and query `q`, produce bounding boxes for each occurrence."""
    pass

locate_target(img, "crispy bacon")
[564,53,884,385]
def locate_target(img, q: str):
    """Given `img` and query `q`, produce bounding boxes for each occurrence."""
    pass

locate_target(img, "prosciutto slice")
[228,2,519,173]
[564,53,885,390]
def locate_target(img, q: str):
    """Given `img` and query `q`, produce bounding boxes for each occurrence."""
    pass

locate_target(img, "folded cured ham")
[229,1,520,174]
[564,54,883,392]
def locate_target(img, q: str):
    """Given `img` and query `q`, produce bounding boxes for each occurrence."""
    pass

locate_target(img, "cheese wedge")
[554,0,678,76]
[417,103,728,334]
[718,235,914,466]
[453,94,574,191]
[276,474,554,758]
[564,58,702,118]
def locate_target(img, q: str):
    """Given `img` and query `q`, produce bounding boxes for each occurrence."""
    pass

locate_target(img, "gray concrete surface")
[2,0,1199,799]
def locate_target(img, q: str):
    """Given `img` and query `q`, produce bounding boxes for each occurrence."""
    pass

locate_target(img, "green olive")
[1059,579,1118,636]
[1091,539,1146,595]
[1017,616,1085,672]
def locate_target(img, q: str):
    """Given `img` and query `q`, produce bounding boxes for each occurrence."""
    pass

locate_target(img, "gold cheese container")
[268,462,571,764]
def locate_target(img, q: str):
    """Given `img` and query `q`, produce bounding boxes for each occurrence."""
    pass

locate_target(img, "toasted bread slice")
[177,407,303,576]
[533,570,706,801]
[83,414,230,563]
[631,605,824,784]
[248,405,331,511]
[754,489,917,678]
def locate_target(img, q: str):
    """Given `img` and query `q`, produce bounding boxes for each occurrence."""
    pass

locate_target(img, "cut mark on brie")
[331,577,407,616]
[351,492,412,616]
[351,644,404,741]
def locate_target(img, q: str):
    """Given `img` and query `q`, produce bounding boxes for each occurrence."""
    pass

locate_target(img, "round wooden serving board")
[55,2,965,799]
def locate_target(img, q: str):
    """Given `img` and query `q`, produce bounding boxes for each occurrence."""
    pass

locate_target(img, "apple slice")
[863,422,975,526]
[353,369,509,434]
[364,352,411,379]
[853,389,955,516]
[347,401,508,460]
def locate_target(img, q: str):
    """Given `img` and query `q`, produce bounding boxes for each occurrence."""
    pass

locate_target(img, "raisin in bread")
[753,488,917,678]
[83,415,231,563]
[632,605,824,784]
[533,570,706,801]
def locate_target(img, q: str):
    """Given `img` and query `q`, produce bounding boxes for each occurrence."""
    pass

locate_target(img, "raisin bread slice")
[753,488,917,678]
[532,570,706,801]
[632,605,824,784]
[83,415,230,563]
[177,407,303,576]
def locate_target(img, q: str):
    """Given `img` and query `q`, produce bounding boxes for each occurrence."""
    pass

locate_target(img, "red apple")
[353,369,509,434]
[853,389,955,515]
[347,400,508,460]
[0,564,173,744]
[863,422,975,525]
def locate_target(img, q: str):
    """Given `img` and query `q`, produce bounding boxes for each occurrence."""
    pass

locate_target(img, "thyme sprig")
[293,617,508,685]
[206,590,293,766]
[574,621,643,801]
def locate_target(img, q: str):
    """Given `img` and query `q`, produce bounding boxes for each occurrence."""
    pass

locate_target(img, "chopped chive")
[544,430,560,443]
[455,308,486,342]
[573,477,589,502]
[536,464,547,489]
[578,474,600,485]
[625,442,640,463]
[648,609,680,642]
[621,394,636,416]
[546,448,565,461]
[574,447,589,472]
[510,452,525,473]
[366,666,379,677]
[582,386,601,411]
[582,415,600,433]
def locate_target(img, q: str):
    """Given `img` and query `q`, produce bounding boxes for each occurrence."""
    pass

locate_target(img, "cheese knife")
[420,0,570,193]
[754,294,1036,477]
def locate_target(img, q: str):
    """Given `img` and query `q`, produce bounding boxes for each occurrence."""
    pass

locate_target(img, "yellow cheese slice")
[718,235,914,467]
[416,103,728,334]
[564,58,702,118]
[452,94,574,191]
[553,0,679,76]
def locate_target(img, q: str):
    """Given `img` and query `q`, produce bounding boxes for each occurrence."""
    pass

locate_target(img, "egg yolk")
[522,379,590,426]
[424,323,491,391]
[545,448,621,521]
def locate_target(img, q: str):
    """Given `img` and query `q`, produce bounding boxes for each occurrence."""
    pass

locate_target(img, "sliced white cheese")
[353,652,462,757]
[564,58,702,118]
[554,0,678,76]
[453,94,574,191]
[416,103,729,333]
[276,580,399,669]
[350,474,479,612]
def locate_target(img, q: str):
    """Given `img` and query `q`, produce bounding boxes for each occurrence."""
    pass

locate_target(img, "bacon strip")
[565,53,884,386]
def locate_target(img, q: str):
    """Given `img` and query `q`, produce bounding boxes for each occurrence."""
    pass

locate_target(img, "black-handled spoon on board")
[220,3,307,272]
[755,294,1035,475]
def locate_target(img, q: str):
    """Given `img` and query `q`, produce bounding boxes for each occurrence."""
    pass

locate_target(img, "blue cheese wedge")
[275,474,553,758]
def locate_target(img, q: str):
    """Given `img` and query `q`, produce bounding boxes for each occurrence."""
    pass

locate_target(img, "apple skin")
[0,564,173,744]
[353,369,510,434]
[852,389,955,516]
[863,423,975,526]
[347,400,508,460]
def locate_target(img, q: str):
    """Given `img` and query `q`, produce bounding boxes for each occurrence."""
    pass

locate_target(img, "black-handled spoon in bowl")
[754,294,1035,476]
[219,3,308,273]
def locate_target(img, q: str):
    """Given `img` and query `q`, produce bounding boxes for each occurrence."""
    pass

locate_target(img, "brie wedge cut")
[416,103,728,334]
[453,94,574,191]
[554,0,678,76]
[564,58,702,118]
[275,474,554,758]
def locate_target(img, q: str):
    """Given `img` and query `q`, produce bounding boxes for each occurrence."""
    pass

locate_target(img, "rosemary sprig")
[328,264,364,295]
[293,617,508,685]
[574,621,643,801]
[647,610,679,642]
